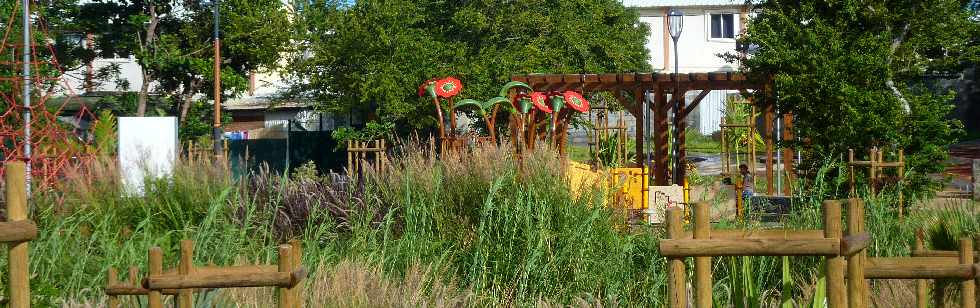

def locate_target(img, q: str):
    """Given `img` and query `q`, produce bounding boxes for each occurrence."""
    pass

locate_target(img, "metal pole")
[776,106,782,195]
[212,0,223,157]
[671,37,680,184]
[21,0,32,195]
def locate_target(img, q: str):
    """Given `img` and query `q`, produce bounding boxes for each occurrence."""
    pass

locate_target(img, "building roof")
[223,96,310,111]
[622,0,752,8]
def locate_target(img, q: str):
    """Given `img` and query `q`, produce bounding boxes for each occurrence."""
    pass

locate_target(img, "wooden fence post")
[846,199,865,308]
[848,149,856,196]
[129,266,140,288]
[694,202,711,308]
[5,161,30,308]
[179,240,195,308]
[914,232,927,308]
[289,239,304,308]
[148,247,164,308]
[667,207,687,308]
[108,267,120,308]
[869,148,877,194]
[961,238,975,307]
[975,236,980,308]
[824,200,845,308]
[376,140,383,173]
[346,140,353,174]
[278,244,294,308]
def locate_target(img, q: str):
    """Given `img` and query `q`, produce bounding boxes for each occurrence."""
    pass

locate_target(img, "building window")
[710,13,735,39]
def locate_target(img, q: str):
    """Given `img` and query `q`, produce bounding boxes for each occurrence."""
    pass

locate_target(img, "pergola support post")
[654,88,670,185]
[675,88,687,186]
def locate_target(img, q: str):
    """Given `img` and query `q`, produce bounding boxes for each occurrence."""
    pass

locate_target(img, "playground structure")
[511,73,796,222]
[719,100,757,180]
[848,147,906,216]
[0,0,99,186]
[105,239,306,308]
[419,77,593,160]
[719,98,758,218]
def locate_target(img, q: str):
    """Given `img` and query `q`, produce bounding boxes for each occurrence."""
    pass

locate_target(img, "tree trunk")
[136,4,159,117]
[178,80,202,123]
[136,68,151,116]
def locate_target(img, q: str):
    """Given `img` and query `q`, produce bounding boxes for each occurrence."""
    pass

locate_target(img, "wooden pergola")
[511,72,794,195]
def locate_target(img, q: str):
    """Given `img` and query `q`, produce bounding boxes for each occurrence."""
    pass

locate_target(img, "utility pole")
[212,0,223,158]
[22,0,32,195]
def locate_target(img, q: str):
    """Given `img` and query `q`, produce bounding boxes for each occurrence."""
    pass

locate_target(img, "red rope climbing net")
[0,0,98,187]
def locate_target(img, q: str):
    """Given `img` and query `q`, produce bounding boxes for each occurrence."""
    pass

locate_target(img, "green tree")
[74,0,291,133]
[286,0,650,135]
[733,0,980,193]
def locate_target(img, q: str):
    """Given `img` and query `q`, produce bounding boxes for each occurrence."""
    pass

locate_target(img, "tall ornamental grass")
[6,142,976,307]
[354,143,667,305]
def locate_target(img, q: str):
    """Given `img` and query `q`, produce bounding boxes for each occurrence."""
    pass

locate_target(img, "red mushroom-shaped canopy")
[434,77,463,98]
[563,91,589,113]
[529,92,552,113]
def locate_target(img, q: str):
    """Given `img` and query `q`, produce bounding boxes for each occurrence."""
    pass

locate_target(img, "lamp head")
[667,8,684,40]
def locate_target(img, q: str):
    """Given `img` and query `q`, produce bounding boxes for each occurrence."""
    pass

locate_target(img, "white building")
[630,0,751,136]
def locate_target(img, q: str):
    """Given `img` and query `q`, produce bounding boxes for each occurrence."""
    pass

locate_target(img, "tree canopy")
[74,0,292,139]
[286,0,651,134]
[734,0,980,192]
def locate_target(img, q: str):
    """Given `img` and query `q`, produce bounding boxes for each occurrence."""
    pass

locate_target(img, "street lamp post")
[212,0,223,158]
[22,0,32,195]
[667,8,683,185]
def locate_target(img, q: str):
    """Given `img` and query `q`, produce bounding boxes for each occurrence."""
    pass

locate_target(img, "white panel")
[648,185,685,223]
[640,16,665,70]
[698,90,731,135]
[118,117,177,194]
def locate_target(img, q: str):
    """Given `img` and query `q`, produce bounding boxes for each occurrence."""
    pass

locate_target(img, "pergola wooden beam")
[511,72,757,93]
[511,72,766,186]
[678,89,711,120]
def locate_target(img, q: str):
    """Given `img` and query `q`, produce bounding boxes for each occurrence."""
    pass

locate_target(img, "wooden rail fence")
[106,239,306,308]
[347,139,386,176]
[661,199,870,308]
[1,162,38,308]
[663,199,980,307]
[872,232,980,307]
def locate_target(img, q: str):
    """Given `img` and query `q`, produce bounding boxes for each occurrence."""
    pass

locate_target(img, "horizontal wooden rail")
[162,265,277,276]
[105,285,179,296]
[659,238,840,257]
[681,229,824,240]
[912,249,961,258]
[0,220,37,242]
[865,258,975,279]
[107,239,305,308]
[346,148,385,153]
[146,267,307,290]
